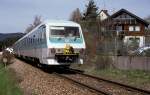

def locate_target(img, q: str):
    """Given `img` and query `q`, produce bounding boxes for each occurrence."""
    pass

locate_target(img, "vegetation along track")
[54,68,150,95]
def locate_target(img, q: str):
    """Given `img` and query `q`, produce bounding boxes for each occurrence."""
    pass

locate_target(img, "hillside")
[0,33,24,41]
[0,33,25,51]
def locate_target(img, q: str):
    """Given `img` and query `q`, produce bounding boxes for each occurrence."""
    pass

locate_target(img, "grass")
[0,63,22,95]
[87,68,150,89]
[71,62,150,89]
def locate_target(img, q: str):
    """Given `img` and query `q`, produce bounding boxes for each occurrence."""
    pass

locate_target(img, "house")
[99,9,149,48]
[97,10,109,21]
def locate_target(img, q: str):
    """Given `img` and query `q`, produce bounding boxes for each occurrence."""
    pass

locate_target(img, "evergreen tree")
[83,0,98,21]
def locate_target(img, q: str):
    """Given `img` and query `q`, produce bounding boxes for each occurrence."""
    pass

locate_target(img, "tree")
[83,0,98,21]
[70,8,82,23]
[25,24,35,33]
[145,15,150,24]
[33,15,42,27]
[25,15,42,33]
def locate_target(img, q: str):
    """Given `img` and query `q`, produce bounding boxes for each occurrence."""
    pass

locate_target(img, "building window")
[129,26,140,32]
[129,26,134,31]
[116,26,122,32]
[135,26,140,31]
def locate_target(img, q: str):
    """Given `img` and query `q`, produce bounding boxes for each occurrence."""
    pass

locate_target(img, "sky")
[0,0,150,33]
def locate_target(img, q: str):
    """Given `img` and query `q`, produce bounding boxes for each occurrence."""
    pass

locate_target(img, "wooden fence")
[113,56,150,70]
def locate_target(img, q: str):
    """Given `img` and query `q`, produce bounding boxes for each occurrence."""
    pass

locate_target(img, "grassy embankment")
[72,63,150,89]
[0,62,22,95]
[90,68,150,86]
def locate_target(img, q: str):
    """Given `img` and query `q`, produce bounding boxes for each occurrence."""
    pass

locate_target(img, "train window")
[37,38,39,43]
[30,38,32,44]
[40,38,42,43]
[50,26,80,38]
[23,39,26,46]
[27,38,28,45]
[33,38,34,44]
[39,38,40,43]
[39,25,46,32]
[65,27,80,37]
[50,27,64,37]
[25,38,27,46]
[29,38,31,44]
[27,38,29,44]
[32,38,33,44]
[42,32,46,39]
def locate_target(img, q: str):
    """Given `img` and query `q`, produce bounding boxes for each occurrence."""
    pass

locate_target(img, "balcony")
[112,18,137,25]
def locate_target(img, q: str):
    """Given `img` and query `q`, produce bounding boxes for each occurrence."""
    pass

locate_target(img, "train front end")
[46,22,86,66]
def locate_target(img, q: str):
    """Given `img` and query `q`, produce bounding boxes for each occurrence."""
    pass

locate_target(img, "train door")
[40,25,46,62]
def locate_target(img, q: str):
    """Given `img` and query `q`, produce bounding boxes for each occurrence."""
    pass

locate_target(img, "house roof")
[99,10,110,17]
[108,9,149,27]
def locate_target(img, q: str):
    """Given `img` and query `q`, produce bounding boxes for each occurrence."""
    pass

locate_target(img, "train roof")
[13,20,80,45]
[44,20,80,26]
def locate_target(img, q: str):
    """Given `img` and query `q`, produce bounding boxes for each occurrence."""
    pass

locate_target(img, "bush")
[2,51,14,65]
[94,55,112,70]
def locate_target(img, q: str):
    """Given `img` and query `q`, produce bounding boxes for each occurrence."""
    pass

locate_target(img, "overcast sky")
[0,0,150,33]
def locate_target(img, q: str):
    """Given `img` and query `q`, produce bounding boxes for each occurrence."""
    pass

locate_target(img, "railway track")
[55,73,109,95]
[54,68,150,95]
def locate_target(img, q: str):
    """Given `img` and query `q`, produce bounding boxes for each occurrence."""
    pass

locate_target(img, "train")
[13,20,86,67]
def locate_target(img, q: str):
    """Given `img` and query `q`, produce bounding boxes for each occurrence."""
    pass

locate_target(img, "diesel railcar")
[13,20,86,66]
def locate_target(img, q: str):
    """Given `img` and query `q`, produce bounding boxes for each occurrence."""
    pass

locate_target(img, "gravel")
[63,74,144,95]
[8,59,97,95]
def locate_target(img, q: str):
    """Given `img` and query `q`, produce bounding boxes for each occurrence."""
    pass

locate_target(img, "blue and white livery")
[13,20,86,66]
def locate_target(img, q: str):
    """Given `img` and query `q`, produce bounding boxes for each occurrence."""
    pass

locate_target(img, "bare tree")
[25,15,42,33]
[25,24,34,33]
[33,15,42,27]
[70,8,82,23]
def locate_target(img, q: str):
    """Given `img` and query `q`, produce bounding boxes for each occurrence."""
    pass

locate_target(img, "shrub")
[2,51,14,66]
[94,55,112,70]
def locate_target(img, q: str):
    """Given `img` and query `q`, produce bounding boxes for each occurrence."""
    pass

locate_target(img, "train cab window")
[50,27,65,37]
[50,26,80,38]
[66,27,80,37]
[27,38,28,42]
